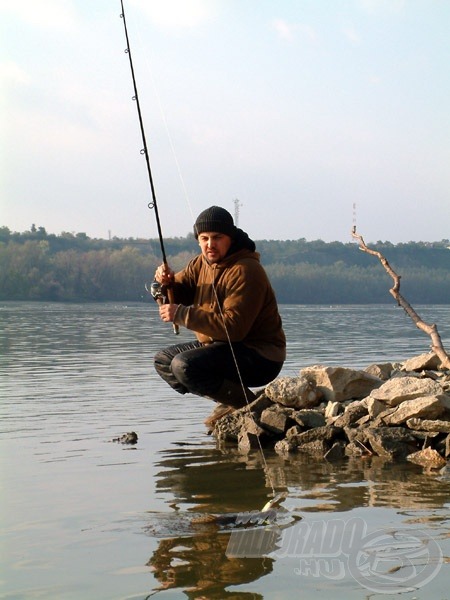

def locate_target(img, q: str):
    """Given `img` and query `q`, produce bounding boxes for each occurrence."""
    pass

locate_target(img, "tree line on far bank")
[1,225,449,304]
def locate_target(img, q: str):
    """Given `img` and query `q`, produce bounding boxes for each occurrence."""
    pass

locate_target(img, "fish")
[191,493,286,528]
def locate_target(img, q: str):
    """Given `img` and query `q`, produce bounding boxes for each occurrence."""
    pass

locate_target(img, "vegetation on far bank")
[1,225,449,304]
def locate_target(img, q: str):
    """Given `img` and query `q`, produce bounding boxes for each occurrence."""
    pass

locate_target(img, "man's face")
[198,232,232,263]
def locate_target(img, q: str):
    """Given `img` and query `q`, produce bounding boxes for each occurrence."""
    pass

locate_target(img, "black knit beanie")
[194,206,237,238]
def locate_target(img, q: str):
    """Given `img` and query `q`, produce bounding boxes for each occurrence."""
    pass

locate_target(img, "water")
[1,302,450,600]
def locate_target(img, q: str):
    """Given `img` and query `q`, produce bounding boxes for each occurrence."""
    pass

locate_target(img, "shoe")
[206,379,256,408]
[204,403,236,432]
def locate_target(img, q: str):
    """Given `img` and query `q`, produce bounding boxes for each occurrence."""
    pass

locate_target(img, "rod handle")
[167,287,179,335]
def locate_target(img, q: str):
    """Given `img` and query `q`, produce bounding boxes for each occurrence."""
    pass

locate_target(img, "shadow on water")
[143,438,450,599]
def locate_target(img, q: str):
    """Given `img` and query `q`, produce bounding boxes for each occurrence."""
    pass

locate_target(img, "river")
[1,302,449,599]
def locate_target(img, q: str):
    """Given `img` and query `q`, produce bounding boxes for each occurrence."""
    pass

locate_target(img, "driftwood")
[351,228,450,370]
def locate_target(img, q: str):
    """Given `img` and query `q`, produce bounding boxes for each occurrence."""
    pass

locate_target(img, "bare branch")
[351,227,450,370]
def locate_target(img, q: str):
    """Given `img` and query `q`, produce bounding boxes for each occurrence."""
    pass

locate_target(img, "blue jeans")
[154,341,283,397]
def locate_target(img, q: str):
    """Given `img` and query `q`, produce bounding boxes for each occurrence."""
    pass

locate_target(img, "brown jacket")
[171,248,286,363]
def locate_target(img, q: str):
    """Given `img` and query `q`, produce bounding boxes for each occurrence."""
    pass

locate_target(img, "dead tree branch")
[351,227,450,370]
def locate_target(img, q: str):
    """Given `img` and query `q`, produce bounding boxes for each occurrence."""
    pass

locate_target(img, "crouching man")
[153,206,286,428]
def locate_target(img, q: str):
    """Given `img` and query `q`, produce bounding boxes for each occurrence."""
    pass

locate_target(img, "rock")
[111,432,138,444]
[242,415,267,437]
[355,414,371,426]
[371,406,398,427]
[298,439,330,457]
[212,354,450,464]
[265,376,321,408]
[274,438,297,454]
[300,365,382,403]
[364,427,418,460]
[334,401,368,428]
[260,405,292,435]
[368,376,444,407]
[286,425,303,437]
[238,430,262,453]
[325,401,341,419]
[214,410,246,442]
[293,425,342,447]
[406,418,450,433]
[292,409,326,429]
[382,395,450,426]
[324,440,346,461]
[402,353,441,372]
[367,397,387,419]
[407,447,447,469]
[365,363,394,380]
[246,394,274,415]
[345,441,366,457]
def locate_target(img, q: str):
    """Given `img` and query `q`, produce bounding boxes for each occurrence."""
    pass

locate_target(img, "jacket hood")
[227,228,256,255]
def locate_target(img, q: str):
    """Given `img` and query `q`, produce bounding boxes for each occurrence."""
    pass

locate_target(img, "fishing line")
[123,2,277,499]
[210,281,277,497]
[131,17,197,226]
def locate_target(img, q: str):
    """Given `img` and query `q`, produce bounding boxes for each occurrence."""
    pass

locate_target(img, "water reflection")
[144,442,450,598]
[146,445,283,598]
[147,534,270,599]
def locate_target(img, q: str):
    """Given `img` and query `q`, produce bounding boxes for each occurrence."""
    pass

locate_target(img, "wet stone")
[364,427,418,460]
[297,439,330,457]
[407,447,447,469]
[324,440,347,461]
[260,405,292,435]
[111,432,138,444]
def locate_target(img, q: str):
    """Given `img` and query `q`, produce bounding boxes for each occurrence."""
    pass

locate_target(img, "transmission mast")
[233,198,243,227]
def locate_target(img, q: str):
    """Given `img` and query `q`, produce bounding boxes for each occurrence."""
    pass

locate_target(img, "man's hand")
[154,264,175,286]
[159,303,179,323]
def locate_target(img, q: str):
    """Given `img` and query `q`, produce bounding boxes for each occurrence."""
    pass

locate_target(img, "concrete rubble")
[212,352,450,470]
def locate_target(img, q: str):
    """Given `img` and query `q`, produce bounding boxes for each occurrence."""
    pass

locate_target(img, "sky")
[1,0,449,243]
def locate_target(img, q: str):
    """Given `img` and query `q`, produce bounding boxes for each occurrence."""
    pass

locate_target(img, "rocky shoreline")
[212,352,450,470]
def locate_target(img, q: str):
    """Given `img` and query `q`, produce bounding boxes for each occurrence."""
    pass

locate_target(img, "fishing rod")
[119,0,178,334]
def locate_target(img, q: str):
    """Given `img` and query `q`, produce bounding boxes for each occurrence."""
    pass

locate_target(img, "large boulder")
[265,376,321,409]
[382,394,450,426]
[300,365,382,403]
[402,352,441,372]
[368,376,445,407]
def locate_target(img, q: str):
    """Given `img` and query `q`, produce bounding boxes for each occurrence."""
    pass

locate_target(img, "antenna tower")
[233,198,243,227]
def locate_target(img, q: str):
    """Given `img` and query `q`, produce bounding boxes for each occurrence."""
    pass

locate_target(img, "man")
[153,206,286,427]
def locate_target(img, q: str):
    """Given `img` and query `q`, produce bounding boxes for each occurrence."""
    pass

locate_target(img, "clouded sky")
[2,0,449,243]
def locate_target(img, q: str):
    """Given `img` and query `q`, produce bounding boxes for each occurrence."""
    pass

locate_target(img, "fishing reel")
[146,280,180,335]
[147,280,165,303]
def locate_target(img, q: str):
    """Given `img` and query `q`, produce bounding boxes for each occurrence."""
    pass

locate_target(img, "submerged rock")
[407,447,447,469]
[111,432,138,444]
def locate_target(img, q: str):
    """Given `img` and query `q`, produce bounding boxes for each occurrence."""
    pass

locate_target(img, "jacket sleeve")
[165,257,199,306]
[174,260,269,342]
